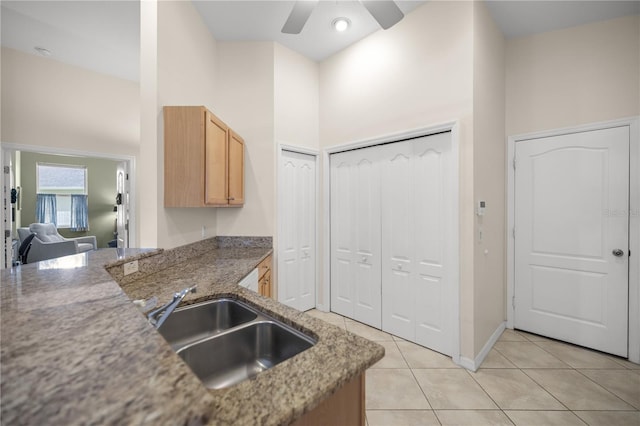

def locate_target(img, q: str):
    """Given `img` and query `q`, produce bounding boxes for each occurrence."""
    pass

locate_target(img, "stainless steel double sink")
[157,298,316,390]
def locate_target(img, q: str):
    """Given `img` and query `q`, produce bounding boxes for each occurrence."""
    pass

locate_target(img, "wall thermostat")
[477,200,486,216]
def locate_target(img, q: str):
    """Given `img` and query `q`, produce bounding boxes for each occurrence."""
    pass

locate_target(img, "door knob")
[612,249,624,257]
[398,264,403,270]
[362,257,367,262]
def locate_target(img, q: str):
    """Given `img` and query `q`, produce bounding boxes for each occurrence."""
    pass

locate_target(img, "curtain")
[70,194,89,231]
[35,194,57,225]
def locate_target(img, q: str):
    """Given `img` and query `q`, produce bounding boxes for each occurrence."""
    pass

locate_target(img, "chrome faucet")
[147,285,197,329]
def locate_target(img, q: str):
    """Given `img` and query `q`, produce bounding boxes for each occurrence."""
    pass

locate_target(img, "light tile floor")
[306,309,640,426]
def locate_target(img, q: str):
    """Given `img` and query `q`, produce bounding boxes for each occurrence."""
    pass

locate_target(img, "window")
[36,163,88,229]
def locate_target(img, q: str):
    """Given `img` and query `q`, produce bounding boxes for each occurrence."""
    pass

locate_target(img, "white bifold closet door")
[279,150,316,311]
[330,146,382,328]
[380,133,452,355]
[330,132,453,355]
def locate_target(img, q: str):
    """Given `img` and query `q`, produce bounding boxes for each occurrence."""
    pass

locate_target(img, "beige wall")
[320,1,473,146]
[274,44,320,150]
[273,43,320,298]
[0,47,139,156]
[506,15,640,136]
[472,1,506,356]
[139,0,159,248]
[319,0,477,359]
[141,0,220,248]
[19,152,119,248]
[215,42,276,237]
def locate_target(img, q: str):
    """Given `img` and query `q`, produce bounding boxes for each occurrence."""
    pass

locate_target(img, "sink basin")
[158,298,257,349]
[176,321,315,390]
[156,296,316,389]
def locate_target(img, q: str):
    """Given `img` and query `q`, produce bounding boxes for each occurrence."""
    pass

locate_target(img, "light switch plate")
[123,260,139,276]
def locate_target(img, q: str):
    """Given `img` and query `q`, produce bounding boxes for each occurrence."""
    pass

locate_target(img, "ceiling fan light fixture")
[332,17,351,32]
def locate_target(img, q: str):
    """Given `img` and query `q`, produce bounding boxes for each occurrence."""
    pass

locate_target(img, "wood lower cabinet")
[292,374,365,426]
[164,106,244,207]
[257,254,272,298]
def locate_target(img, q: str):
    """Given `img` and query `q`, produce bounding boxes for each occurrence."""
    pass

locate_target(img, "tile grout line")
[519,330,638,411]
[333,312,640,422]
[463,368,516,425]
[394,338,444,426]
[572,368,640,410]
[504,332,575,412]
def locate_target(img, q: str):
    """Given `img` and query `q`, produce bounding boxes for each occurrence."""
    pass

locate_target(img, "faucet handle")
[182,285,197,297]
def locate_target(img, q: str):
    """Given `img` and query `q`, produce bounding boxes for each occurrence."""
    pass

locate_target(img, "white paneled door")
[330,146,382,328]
[330,131,454,355]
[279,150,316,311]
[515,126,630,357]
[116,161,129,248]
[381,133,452,355]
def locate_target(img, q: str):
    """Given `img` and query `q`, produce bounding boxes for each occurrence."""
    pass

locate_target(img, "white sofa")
[17,223,97,264]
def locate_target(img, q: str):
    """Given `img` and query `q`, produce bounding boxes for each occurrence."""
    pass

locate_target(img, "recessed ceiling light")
[332,17,351,32]
[34,46,52,57]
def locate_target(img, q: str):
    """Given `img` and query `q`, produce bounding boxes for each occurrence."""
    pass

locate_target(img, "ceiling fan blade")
[361,0,404,30]
[281,0,319,34]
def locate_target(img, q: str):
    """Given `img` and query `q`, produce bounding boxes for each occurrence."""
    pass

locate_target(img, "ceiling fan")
[281,0,405,34]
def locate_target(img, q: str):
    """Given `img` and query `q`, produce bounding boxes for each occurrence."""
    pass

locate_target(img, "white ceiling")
[1,1,638,82]
[1,0,140,81]
[192,1,426,62]
[485,0,640,39]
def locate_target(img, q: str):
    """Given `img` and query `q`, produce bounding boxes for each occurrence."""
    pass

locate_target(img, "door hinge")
[512,295,516,309]
[512,228,515,239]
[512,158,516,170]
[3,166,9,174]
[126,173,129,180]
[4,230,10,238]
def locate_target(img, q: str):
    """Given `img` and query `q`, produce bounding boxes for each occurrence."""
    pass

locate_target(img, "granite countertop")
[0,237,384,425]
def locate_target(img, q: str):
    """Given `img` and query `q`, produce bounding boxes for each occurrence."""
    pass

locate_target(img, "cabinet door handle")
[228,197,235,201]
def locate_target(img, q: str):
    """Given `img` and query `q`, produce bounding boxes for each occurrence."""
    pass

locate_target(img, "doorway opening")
[1,144,136,268]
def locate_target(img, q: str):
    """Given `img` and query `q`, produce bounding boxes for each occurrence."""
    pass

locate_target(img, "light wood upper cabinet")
[227,130,245,205]
[164,106,244,207]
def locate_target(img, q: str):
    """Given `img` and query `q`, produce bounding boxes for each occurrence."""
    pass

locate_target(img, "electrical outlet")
[123,260,139,276]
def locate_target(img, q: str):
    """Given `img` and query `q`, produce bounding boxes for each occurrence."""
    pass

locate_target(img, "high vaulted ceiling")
[1,1,638,82]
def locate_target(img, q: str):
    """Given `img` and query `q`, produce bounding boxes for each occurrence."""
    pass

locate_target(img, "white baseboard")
[458,321,506,372]
[315,303,329,312]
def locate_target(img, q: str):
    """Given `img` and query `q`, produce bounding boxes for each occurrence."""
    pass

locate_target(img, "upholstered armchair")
[17,223,97,264]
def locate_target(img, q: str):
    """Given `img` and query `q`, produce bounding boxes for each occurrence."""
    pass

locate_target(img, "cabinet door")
[205,112,228,205]
[260,270,272,298]
[164,106,206,207]
[228,130,245,205]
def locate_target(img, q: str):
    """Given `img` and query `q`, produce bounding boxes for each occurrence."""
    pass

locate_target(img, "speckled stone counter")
[1,238,384,425]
